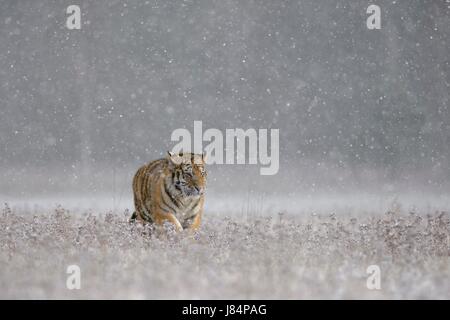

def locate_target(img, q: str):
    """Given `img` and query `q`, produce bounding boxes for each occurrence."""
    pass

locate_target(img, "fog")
[0,0,449,211]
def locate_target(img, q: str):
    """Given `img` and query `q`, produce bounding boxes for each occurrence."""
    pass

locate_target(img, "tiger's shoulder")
[132,158,167,196]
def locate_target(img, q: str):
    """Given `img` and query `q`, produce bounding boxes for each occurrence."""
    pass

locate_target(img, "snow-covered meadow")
[1,197,449,299]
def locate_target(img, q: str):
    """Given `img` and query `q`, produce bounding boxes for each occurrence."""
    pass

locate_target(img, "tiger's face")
[167,152,207,197]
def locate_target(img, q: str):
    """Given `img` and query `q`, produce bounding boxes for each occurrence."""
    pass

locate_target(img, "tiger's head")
[167,151,207,197]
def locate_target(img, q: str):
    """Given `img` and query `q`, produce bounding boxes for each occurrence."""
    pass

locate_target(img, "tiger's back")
[131,152,207,232]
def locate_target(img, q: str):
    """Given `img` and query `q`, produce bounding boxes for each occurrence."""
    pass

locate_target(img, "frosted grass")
[0,203,449,299]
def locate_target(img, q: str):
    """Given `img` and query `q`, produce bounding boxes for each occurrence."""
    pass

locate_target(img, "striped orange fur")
[131,152,207,232]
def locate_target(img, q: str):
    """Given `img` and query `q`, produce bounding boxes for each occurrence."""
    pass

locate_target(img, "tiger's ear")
[202,152,207,164]
[167,151,182,165]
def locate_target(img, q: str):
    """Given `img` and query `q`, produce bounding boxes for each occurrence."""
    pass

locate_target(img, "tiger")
[130,151,207,232]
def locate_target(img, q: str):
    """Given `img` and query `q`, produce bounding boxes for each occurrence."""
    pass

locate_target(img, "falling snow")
[0,0,449,299]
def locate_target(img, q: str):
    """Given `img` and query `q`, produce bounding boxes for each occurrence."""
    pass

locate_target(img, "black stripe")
[189,197,201,213]
[164,180,178,207]
[141,206,152,221]
[161,181,179,213]
[141,170,149,199]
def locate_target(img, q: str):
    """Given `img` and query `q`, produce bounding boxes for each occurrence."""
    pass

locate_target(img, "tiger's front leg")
[182,209,203,233]
[185,212,202,231]
[152,209,184,232]
[185,198,204,232]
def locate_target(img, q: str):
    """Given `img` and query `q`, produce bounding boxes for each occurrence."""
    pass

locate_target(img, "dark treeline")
[0,1,448,182]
